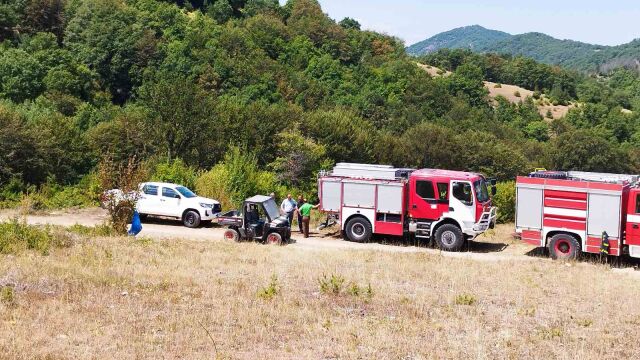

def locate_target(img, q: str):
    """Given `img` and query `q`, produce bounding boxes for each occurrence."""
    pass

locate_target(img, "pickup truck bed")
[217,210,242,227]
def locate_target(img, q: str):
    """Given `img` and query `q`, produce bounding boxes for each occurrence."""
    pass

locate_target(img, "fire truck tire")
[548,234,581,260]
[345,217,372,243]
[435,224,465,251]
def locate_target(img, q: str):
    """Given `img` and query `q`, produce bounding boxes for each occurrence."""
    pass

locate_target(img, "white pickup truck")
[137,182,221,228]
[105,182,222,228]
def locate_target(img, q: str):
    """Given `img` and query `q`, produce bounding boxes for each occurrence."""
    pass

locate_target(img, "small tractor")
[217,195,291,245]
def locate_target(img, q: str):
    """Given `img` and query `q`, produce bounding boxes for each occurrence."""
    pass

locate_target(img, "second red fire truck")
[516,170,640,260]
[318,163,497,251]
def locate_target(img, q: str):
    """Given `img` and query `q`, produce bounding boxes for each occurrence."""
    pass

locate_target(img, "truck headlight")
[199,203,213,209]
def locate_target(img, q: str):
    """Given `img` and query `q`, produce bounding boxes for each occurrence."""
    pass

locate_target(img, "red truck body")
[516,171,640,258]
[318,163,497,250]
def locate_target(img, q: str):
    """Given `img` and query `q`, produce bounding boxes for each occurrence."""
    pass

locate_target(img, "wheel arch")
[182,208,201,220]
[544,230,582,247]
[430,218,462,237]
[342,213,373,230]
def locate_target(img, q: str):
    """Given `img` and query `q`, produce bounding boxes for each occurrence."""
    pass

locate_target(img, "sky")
[292,0,640,46]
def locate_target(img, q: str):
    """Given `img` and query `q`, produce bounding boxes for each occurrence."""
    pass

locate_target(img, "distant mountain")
[408,26,640,73]
[406,25,511,55]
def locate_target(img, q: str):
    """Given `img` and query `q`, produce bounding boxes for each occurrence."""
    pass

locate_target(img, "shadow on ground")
[312,228,511,254]
[141,216,220,229]
[525,246,640,269]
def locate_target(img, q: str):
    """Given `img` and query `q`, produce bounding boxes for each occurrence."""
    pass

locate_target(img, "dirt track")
[3,208,536,261]
[3,208,640,273]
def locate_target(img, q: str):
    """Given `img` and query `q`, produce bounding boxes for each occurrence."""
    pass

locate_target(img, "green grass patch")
[0,218,73,255]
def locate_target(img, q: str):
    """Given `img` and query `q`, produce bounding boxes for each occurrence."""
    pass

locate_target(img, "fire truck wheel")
[435,224,465,251]
[345,217,372,243]
[266,232,283,246]
[224,228,240,242]
[548,234,580,260]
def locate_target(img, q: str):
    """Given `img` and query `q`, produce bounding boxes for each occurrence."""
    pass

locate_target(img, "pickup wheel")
[435,224,465,251]
[548,234,580,260]
[266,232,283,246]
[345,217,372,243]
[183,210,201,228]
[224,228,240,242]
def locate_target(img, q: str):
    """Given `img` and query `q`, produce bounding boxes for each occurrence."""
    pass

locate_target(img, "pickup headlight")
[199,203,214,209]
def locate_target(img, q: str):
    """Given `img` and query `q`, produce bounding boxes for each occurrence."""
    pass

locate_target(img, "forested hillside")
[1,0,640,209]
[406,25,510,56]
[408,25,640,74]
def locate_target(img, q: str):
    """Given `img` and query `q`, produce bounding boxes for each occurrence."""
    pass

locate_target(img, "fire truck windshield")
[474,179,490,203]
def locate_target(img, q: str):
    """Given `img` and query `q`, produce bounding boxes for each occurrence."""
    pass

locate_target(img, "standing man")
[296,200,319,238]
[296,195,304,234]
[280,194,297,226]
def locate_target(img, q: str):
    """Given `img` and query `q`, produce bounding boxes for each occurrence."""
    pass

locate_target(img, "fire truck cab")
[516,171,640,259]
[319,163,497,251]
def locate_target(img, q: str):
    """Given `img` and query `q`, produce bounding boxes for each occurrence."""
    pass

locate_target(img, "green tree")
[138,74,214,162]
[269,128,330,191]
[338,17,360,30]
[0,49,46,102]
[546,129,630,173]
[65,0,144,103]
[524,121,549,142]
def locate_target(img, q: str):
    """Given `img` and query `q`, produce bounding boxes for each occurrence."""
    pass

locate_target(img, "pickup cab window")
[162,187,179,198]
[143,185,158,195]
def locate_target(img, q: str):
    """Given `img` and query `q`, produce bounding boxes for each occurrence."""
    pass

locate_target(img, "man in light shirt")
[280,194,297,226]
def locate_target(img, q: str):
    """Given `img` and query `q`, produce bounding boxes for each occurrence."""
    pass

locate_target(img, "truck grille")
[213,204,222,213]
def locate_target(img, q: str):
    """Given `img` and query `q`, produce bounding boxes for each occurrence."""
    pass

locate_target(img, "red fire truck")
[318,163,497,251]
[515,170,640,260]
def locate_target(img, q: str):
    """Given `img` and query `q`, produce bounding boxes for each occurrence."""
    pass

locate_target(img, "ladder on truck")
[326,163,413,180]
[566,171,639,185]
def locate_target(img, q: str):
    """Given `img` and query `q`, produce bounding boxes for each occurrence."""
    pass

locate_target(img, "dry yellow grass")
[2,231,640,359]
[484,81,574,120]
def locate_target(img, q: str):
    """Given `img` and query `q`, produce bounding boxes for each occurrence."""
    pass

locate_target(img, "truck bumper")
[202,208,222,221]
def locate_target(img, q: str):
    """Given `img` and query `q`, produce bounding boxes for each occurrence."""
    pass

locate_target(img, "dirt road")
[4,208,640,274]
[0,208,541,260]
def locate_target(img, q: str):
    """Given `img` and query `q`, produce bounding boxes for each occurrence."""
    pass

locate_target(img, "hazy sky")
[296,0,640,46]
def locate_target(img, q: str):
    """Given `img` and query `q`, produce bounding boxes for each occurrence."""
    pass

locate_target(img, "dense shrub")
[493,181,516,223]
[149,158,199,189]
[0,218,73,255]
[98,157,147,234]
[195,147,283,209]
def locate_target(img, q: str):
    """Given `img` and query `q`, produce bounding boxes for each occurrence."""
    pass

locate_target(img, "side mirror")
[491,186,497,196]
[174,194,181,199]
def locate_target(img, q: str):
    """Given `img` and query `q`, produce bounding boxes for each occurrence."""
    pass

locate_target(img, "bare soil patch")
[418,63,574,120]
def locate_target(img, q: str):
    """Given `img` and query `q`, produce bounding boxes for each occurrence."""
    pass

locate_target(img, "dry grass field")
[2,227,640,359]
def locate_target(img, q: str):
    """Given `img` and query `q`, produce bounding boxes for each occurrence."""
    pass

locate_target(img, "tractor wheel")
[183,210,201,228]
[345,217,372,243]
[266,232,283,246]
[224,228,240,242]
[435,224,465,252]
[548,234,580,260]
